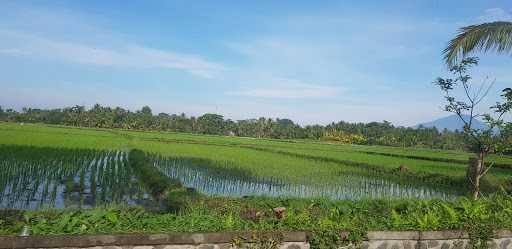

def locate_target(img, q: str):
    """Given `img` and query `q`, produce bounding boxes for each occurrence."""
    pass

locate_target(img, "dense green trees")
[197,114,225,135]
[0,106,5,120]
[0,104,469,150]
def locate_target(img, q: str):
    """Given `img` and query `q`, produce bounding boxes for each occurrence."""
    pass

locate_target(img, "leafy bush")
[128,149,182,198]
[166,188,203,212]
[1,192,511,249]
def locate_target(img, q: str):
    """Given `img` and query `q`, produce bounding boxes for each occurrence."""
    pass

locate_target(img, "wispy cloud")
[225,13,443,88]
[479,8,512,22]
[226,78,343,99]
[0,48,28,56]
[0,30,224,78]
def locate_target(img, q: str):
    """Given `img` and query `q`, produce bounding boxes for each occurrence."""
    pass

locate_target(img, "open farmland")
[1,122,511,210]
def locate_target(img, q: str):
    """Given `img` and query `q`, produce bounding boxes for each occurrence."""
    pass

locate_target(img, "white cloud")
[128,46,224,78]
[479,8,512,22]
[0,30,224,78]
[224,14,442,90]
[226,78,343,99]
[0,48,28,56]
[221,13,446,108]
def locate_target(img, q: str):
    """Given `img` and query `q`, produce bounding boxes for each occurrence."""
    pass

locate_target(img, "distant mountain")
[415,114,488,131]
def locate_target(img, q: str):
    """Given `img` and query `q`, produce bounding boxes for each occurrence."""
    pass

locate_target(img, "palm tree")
[444,21,512,67]
[442,21,512,199]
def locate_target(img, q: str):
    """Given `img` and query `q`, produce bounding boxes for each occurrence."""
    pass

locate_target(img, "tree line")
[0,104,467,150]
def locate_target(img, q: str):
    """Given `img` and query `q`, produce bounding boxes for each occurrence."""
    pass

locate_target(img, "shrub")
[128,149,182,199]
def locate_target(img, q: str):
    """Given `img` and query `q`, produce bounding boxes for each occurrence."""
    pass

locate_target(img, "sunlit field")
[1,122,511,210]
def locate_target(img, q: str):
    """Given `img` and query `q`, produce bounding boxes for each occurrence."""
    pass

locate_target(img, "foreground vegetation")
[1,194,511,248]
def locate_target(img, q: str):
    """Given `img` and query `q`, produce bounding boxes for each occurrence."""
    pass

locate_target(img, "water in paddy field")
[0,146,459,211]
[153,156,459,200]
[0,149,151,210]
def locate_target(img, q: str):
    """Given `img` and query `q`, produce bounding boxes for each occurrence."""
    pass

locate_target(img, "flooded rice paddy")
[0,146,459,210]
[0,146,150,210]
[152,156,458,201]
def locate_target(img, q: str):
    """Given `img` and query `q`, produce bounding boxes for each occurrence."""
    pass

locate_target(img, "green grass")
[128,149,182,198]
[1,194,511,236]
[1,122,511,193]
[113,127,512,166]
[0,123,127,150]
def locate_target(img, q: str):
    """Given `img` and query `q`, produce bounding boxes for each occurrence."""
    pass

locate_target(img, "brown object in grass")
[397,165,409,173]
[240,208,265,221]
[273,207,286,220]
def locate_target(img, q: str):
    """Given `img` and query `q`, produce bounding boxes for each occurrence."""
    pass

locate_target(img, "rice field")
[151,155,458,200]
[0,122,511,209]
[0,145,150,210]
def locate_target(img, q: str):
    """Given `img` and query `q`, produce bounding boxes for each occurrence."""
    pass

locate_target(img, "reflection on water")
[153,156,458,200]
[0,146,460,211]
[0,149,151,210]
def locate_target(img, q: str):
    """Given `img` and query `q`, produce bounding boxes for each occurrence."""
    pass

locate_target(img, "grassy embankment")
[1,194,511,248]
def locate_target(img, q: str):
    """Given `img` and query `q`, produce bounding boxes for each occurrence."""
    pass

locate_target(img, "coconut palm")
[444,21,512,67]
[441,21,512,199]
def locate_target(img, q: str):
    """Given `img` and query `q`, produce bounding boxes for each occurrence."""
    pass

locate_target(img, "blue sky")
[0,1,511,126]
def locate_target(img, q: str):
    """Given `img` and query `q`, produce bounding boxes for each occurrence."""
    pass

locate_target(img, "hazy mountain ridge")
[415,114,489,131]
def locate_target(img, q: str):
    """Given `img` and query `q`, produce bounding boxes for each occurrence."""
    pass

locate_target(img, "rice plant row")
[152,154,459,200]
[0,145,148,210]
[2,123,509,190]
[117,126,512,167]
[129,133,510,190]
[0,144,482,211]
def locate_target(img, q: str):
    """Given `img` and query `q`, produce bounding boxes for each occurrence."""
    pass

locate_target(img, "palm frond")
[444,21,512,67]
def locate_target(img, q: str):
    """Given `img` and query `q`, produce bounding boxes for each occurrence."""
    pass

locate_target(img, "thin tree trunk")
[468,152,485,200]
